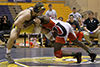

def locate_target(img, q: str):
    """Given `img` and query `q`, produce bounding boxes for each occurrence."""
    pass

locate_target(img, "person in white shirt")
[45,4,57,19]
[69,7,82,26]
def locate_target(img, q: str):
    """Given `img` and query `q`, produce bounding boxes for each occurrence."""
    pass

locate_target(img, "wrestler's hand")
[33,18,41,26]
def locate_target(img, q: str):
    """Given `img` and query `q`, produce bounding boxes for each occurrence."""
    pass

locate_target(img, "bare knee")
[10,28,20,40]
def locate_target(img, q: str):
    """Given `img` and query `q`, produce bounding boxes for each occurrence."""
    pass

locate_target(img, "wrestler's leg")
[69,32,97,62]
[7,28,20,49]
[73,39,96,62]
[73,39,92,54]
[54,42,82,63]
[5,27,21,64]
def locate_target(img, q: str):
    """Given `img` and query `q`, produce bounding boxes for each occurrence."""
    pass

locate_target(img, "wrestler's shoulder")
[18,9,30,16]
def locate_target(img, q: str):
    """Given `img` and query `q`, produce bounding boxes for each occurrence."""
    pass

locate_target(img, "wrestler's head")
[37,15,49,23]
[37,7,46,16]
[33,17,41,27]
[34,2,45,15]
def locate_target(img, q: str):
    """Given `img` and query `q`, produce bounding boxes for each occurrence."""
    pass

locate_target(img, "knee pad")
[54,50,62,58]
[79,32,83,36]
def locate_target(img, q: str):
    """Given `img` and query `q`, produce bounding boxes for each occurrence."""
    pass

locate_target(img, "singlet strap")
[28,8,33,19]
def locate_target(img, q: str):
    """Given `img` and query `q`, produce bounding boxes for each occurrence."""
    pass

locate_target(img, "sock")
[6,48,11,54]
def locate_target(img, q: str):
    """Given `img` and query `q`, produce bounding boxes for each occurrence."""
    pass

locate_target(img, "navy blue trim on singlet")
[53,23,67,37]
[28,7,36,21]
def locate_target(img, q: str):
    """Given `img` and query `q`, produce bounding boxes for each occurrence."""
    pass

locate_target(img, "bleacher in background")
[0,5,13,23]
[0,0,7,2]
[8,0,64,3]
[19,3,72,21]
[8,0,32,2]
[8,5,22,19]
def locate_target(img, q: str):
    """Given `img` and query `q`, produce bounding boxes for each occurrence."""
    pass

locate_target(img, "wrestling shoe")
[89,53,97,62]
[74,52,82,63]
[5,53,15,64]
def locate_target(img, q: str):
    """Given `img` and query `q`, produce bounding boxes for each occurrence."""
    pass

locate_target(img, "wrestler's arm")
[37,15,50,24]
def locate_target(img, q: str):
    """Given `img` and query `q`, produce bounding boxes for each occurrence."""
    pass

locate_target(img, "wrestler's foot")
[5,53,15,64]
[74,52,82,63]
[89,53,97,62]
[5,39,8,44]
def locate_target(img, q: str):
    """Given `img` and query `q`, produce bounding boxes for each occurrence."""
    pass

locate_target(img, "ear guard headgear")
[34,2,45,13]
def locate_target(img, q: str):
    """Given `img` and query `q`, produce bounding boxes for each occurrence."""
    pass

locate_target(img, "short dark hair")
[48,4,52,7]
[73,7,76,10]
[69,14,74,17]
[88,11,94,15]
[3,15,8,20]
[58,17,63,21]
[35,2,44,7]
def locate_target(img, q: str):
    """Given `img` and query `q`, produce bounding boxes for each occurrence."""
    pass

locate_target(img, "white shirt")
[69,12,82,22]
[45,9,57,19]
